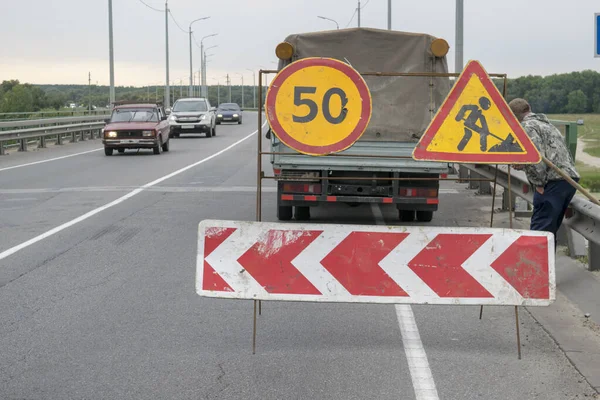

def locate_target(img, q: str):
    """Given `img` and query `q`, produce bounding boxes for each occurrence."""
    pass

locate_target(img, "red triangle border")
[412,60,541,164]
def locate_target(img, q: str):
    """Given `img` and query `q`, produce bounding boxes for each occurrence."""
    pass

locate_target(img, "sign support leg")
[515,305,522,360]
[259,300,262,316]
[508,166,513,229]
[480,165,500,320]
[252,70,265,354]
[507,166,522,359]
[252,300,258,355]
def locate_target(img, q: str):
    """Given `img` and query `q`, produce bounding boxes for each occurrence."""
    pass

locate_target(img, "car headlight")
[107,131,117,138]
[142,130,154,137]
[217,114,223,118]
[233,114,239,118]
[200,114,207,120]
[170,115,177,121]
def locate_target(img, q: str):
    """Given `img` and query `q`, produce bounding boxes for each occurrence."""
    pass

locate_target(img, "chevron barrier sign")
[196,220,555,306]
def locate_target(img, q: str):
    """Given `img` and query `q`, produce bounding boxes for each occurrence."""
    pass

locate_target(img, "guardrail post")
[57,133,64,145]
[40,135,47,148]
[80,129,86,141]
[19,138,27,152]
[0,142,5,155]
[478,178,492,195]
[565,123,578,161]
[458,166,469,182]
[502,188,516,212]
[71,130,77,143]
[566,228,587,258]
[588,242,600,271]
[469,171,480,190]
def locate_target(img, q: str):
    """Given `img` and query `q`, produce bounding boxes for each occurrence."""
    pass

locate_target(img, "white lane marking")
[395,305,439,400]
[0,126,264,262]
[370,204,439,400]
[1,197,38,202]
[0,186,278,194]
[0,148,103,172]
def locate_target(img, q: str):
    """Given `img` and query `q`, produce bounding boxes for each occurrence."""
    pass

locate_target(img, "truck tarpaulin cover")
[279,28,453,142]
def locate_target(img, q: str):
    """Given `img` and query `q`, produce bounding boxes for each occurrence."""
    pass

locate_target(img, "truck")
[268,28,453,222]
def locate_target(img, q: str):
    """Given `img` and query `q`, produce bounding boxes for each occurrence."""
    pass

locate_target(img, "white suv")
[168,98,216,138]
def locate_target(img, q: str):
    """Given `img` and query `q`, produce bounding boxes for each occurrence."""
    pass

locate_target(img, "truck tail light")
[273,169,281,176]
[282,183,322,194]
[399,188,438,198]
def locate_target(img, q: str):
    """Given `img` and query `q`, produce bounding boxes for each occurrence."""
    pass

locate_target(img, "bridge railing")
[0,115,109,155]
[0,109,110,122]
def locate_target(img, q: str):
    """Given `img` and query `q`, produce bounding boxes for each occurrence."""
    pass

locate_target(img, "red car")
[102,102,171,156]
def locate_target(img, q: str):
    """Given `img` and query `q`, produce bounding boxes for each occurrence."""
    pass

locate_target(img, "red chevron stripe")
[237,230,323,295]
[203,227,237,292]
[408,234,494,298]
[491,236,550,299]
[320,232,409,296]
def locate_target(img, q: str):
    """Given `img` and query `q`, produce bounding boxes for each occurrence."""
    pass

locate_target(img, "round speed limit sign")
[266,57,372,156]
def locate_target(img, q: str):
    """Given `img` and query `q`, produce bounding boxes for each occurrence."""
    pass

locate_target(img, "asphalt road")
[0,112,596,399]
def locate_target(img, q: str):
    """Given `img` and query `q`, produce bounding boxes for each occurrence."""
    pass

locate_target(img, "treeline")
[0,80,264,113]
[3,69,600,114]
[0,80,65,112]
[498,70,600,114]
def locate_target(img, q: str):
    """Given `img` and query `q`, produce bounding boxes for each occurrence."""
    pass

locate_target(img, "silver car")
[168,98,216,138]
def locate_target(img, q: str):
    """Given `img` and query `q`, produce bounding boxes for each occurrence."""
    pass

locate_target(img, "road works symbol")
[265,57,372,156]
[412,60,541,164]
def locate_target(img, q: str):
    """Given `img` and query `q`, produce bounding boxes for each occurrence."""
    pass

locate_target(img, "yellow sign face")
[413,60,540,164]
[426,74,528,154]
[266,58,372,155]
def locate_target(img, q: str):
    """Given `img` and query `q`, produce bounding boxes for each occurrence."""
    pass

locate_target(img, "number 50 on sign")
[266,58,373,156]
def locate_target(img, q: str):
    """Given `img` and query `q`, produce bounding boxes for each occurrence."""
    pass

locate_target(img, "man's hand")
[536,186,544,195]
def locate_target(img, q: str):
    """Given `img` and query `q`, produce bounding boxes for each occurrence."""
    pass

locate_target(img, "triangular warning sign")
[413,60,541,164]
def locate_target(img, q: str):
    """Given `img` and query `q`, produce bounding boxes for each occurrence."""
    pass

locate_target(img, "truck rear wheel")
[294,206,310,221]
[104,147,113,156]
[416,211,434,222]
[399,210,415,222]
[277,206,293,221]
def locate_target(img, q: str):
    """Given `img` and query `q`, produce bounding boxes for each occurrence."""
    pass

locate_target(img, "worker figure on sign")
[509,98,580,247]
[455,96,492,152]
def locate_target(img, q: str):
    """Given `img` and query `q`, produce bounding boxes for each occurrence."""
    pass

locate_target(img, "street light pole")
[199,34,218,97]
[357,0,361,27]
[188,17,210,97]
[203,45,217,97]
[246,69,255,109]
[225,74,232,102]
[387,0,391,30]
[108,0,115,105]
[237,73,244,109]
[204,53,215,100]
[317,16,339,30]
[164,0,170,108]
[455,0,464,74]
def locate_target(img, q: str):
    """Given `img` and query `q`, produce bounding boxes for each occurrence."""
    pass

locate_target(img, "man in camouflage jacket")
[509,98,580,246]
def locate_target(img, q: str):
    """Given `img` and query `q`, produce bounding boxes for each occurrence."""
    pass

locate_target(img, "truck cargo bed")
[271,139,449,174]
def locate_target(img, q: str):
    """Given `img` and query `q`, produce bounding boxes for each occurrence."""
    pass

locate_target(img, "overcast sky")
[1,0,599,87]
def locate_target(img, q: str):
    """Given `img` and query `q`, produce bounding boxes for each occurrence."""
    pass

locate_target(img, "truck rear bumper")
[279,194,438,210]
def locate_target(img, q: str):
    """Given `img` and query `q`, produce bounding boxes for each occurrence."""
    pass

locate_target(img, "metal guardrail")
[0,115,109,155]
[461,165,600,272]
[460,119,600,271]
[0,110,110,122]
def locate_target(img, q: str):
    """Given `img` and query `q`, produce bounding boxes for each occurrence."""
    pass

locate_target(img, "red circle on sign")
[265,58,372,156]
